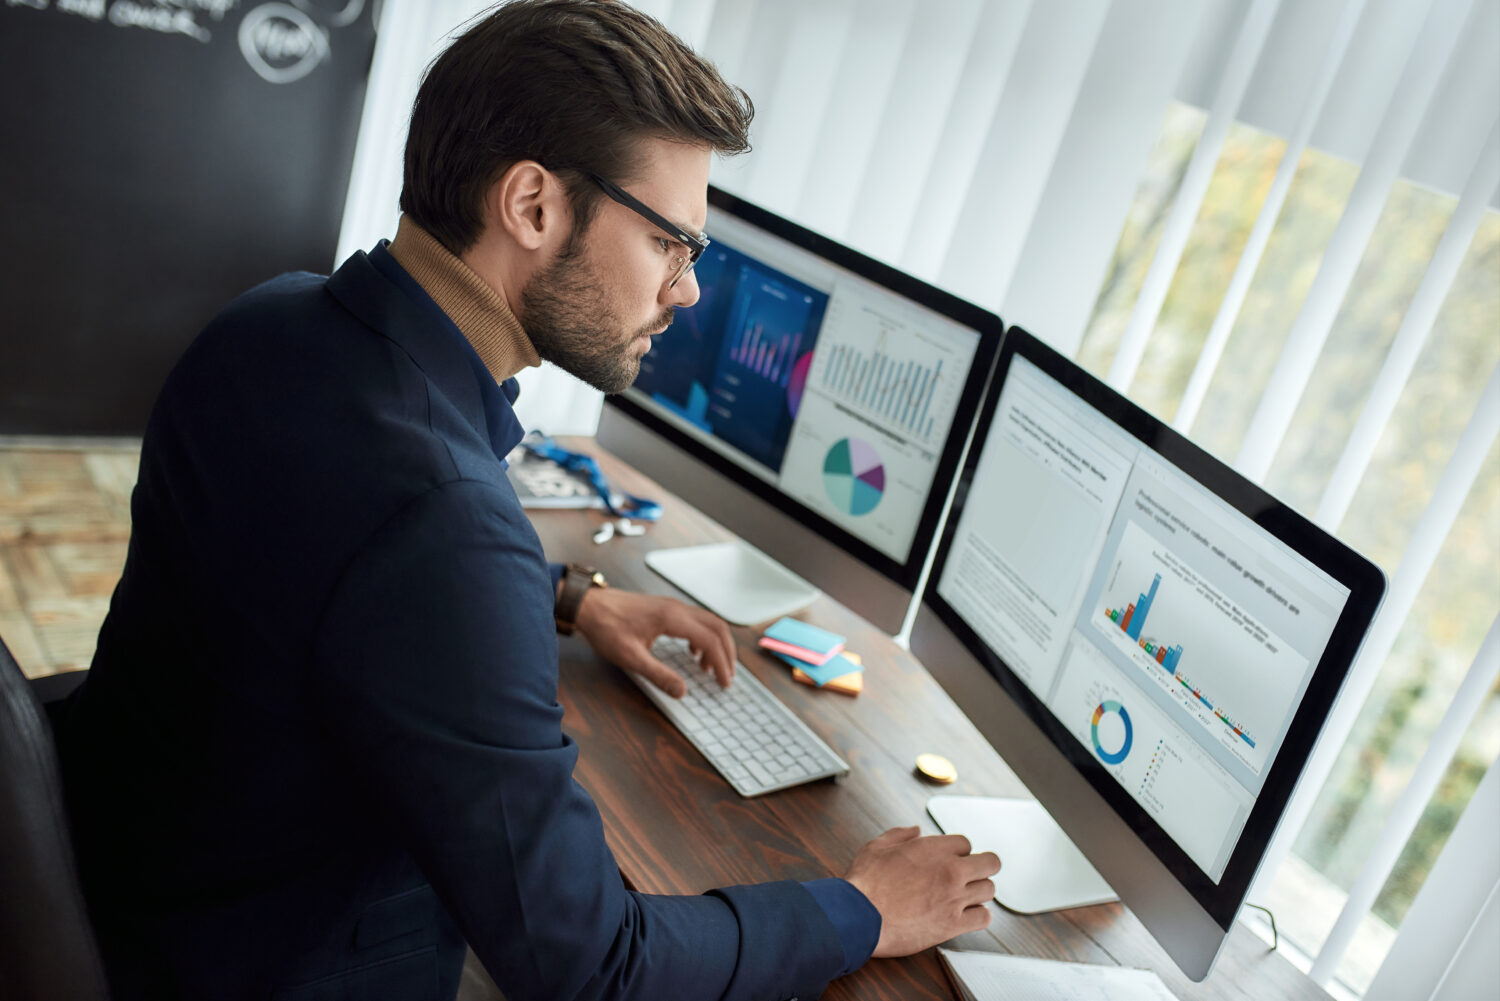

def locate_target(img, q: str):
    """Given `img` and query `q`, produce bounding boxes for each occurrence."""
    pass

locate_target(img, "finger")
[619,647,687,698]
[642,662,688,698]
[684,606,735,688]
[710,612,735,685]
[958,903,992,934]
[873,825,922,847]
[963,877,996,906]
[924,833,974,857]
[670,606,735,688]
[961,851,1001,879]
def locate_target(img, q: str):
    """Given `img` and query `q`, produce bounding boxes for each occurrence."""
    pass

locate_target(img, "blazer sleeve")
[309,480,845,1001]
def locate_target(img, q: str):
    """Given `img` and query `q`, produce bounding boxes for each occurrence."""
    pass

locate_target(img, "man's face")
[521,140,710,394]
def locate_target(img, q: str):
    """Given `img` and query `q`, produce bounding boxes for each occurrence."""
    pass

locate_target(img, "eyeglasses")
[589,173,709,289]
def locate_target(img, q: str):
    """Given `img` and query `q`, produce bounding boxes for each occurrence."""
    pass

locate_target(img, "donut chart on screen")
[1091,700,1133,765]
[823,438,885,516]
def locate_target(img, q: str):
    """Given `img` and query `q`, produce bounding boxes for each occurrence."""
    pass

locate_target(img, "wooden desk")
[533,439,1329,1001]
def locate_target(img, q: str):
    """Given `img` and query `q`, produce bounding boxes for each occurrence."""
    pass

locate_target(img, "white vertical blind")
[926,0,1109,314]
[843,0,985,264]
[897,0,1033,281]
[1309,613,1500,984]
[740,1,861,216]
[1234,0,1476,482]
[701,1,796,198]
[1105,0,1283,391]
[1433,881,1500,1000]
[1174,0,1372,434]
[696,0,759,86]
[1364,761,1500,1000]
[660,0,715,50]
[1253,365,1500,902]
[788,0,914,238]
[999,0,1214,356]
[1314,120,1500,530]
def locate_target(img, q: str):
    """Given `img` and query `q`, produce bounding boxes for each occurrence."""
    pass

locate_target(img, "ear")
[488,160,570,252]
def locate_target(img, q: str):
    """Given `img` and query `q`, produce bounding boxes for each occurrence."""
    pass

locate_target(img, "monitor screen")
[923,327,1385,931]
[612,186,1001,588]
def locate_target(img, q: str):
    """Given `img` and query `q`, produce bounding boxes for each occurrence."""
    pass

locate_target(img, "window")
[1077,101,1500,995]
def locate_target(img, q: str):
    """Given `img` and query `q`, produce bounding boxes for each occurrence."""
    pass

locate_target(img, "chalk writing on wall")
[3,0,368,83]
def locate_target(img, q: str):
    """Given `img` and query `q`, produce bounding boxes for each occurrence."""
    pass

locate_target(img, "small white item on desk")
[645,540,819,626]
[928,796,1116,913]
[593,518,646,545]
[937,949,1178,1001]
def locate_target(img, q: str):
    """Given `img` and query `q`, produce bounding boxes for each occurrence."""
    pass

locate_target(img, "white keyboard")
[631,636,850,797]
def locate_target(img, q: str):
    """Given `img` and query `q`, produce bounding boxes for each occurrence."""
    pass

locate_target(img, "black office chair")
[0,639,110,1000]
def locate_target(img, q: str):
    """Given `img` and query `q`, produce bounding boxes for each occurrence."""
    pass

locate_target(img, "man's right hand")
[843,826,1000,958]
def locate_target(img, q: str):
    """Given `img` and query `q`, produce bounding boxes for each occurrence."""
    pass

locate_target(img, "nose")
[664,268,701,309]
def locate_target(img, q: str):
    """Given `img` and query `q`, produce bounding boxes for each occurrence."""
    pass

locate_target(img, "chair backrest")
[0,641,110,1000]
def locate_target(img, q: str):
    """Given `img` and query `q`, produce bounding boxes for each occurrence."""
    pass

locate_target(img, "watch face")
[590,572,608,588]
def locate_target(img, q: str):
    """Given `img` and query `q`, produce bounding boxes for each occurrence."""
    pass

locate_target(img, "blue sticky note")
[764,617,846,656]
[772,650,864,687]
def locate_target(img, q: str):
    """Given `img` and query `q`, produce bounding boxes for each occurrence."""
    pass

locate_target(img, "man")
[57,2,999,998]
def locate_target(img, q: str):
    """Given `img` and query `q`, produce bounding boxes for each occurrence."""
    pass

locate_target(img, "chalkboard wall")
[0,0,378,435]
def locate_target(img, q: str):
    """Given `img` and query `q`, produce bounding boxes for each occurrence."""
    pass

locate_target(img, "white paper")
[937,949,1179,1001]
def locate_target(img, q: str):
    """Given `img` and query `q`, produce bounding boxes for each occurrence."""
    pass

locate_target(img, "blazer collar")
[386,216,541,382]
[325,245,524,461]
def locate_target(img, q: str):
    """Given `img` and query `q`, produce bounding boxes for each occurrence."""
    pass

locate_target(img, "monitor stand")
[928,795,1118,913]
[645,541,821,627]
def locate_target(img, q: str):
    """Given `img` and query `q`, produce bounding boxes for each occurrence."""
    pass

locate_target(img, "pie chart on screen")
[823,438,885,516]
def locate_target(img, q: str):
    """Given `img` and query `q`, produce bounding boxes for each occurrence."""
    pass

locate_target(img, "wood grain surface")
[538,437,1331,1001]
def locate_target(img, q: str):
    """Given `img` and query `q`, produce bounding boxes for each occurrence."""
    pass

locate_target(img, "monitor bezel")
[922,326,1387,929]
[608,184,1004,591]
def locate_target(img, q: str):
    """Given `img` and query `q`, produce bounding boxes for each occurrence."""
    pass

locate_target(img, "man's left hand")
[574,588,736,697]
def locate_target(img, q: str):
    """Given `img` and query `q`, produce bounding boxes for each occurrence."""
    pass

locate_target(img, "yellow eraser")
[792,667,863,695]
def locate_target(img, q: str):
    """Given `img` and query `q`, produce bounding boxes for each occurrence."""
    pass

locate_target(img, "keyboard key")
[628,637,851,797]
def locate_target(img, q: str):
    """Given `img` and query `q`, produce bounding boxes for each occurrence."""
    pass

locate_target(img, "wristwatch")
[555,563,607,635]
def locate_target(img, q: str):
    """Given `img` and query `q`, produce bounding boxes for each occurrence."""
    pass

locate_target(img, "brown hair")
[400,0,754,254]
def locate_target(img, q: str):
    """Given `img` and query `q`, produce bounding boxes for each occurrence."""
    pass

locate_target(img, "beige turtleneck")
[387,215,542,383]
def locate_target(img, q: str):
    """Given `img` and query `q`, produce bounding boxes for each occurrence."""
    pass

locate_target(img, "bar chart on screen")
[806,288,976,451]
[1089,520,1308,777]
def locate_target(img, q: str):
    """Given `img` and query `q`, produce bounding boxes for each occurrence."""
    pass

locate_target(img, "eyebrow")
[670,220,705,242]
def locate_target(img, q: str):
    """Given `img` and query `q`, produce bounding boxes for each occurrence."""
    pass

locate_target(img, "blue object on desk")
[520,433,663,522]
[771,650,864,687]
[763,618,845,655]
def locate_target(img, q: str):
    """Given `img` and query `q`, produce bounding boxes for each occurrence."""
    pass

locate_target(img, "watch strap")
[555,563,605,635]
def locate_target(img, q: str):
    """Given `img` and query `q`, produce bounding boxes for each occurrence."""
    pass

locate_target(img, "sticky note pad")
[758,636,842,665]
[793,667,863,695]
[772,650,863,687]
[764,617,846,652]
[760,618,845,664]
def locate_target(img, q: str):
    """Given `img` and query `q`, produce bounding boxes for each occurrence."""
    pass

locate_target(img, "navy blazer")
[57,245,847,1001]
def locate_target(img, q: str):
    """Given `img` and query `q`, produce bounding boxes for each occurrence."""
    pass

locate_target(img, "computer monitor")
[910,327,1385,980]
[601,185,1001,630]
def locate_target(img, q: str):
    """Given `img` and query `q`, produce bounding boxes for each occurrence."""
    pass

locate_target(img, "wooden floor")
[0,443,140,679]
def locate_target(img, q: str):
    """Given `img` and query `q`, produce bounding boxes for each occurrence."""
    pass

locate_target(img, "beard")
[520,240,674,394]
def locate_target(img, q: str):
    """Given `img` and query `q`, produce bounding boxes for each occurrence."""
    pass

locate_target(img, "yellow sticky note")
[793,667,863,695]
